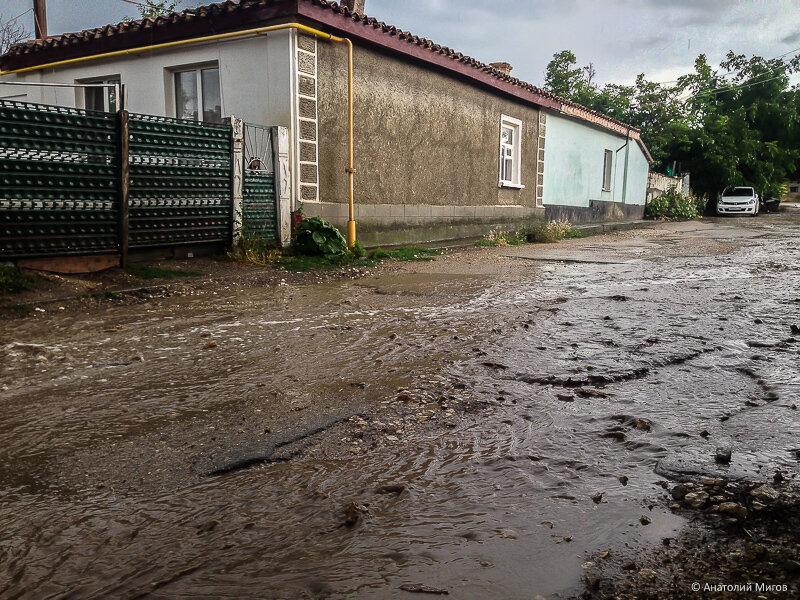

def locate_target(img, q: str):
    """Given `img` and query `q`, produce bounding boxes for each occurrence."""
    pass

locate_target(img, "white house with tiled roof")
[0,0,652,244]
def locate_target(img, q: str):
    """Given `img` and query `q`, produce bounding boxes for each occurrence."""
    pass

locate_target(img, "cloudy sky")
[3,0,800,87]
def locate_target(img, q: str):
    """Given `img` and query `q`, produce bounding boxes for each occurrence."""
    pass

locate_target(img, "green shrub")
[0,265,36,294]
[350,240,366,259]
[646,187,704,221]
[293,216,348,256]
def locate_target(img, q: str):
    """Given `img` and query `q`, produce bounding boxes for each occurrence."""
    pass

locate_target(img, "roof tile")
[2,0,644,140]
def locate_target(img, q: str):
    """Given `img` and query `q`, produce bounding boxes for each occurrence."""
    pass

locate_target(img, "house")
[0,0,652,246]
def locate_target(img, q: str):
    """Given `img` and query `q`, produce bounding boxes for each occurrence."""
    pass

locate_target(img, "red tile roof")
[1,0,648,152]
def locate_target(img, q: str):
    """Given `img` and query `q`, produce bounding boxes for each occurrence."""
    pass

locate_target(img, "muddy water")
[2,217,800,599]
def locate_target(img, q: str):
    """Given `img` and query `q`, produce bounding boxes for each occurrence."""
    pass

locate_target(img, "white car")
[716,187,760,216]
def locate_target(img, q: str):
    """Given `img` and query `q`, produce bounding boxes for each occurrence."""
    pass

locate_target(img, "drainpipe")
[613,127,631,204]
[622,128,631,204]
[0,22,358,246]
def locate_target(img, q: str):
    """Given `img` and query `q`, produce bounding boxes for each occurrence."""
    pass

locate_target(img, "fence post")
[271,126,292,248]
[118,109,130,268]
[230,116,244,250]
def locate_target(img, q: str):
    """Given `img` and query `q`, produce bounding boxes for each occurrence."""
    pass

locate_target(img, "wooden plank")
[17,254,121,274]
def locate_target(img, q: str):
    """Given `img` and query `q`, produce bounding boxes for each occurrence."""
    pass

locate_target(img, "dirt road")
[2,213,799,599]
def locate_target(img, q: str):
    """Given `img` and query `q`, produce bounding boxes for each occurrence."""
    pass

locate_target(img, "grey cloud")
[782,31,800,44]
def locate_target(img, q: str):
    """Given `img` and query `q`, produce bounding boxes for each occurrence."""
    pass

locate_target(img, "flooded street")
[2,214,799,599]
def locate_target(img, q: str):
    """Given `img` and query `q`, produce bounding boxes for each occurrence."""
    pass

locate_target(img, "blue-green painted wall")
[542,112,648,207]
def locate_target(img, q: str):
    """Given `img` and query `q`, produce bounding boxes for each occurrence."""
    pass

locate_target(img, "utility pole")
[33,0,48,39]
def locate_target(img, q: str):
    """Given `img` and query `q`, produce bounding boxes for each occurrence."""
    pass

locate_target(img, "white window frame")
[498,114,524,189]
[602,149,613,192]
[171,63,221,123]
[78,77,120,112]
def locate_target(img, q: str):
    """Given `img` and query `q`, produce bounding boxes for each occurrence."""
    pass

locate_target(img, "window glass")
[85,87,105,112]
[83,79,119,112]
[201,68,222,123]
[107,82,118,112]
[603,150,613,190]
[499,118,521,186]
[175,70,198,121]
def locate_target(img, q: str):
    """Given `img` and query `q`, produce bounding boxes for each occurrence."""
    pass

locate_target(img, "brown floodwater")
[1,216,799,599]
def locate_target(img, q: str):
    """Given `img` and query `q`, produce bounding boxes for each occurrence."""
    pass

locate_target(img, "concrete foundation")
[544,199,644,224]
[302,201,545,246]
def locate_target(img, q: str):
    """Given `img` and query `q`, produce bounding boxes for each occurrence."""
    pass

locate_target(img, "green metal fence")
[0,100,120,258]
[0,101,289,261]
[128,113,232,248]
[243,172,277,241]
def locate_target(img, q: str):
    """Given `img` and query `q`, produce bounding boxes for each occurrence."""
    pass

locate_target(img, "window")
[602,149,613,191]
[82,78,119,112]
[791,186,798,193]
[499,115,523,188]
[174,66,222,123]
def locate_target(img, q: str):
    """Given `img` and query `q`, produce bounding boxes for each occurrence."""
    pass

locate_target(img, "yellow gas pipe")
[0,22,358,247]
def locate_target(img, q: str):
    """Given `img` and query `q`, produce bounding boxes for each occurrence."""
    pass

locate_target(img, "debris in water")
[376,484,406,495]
[715,447,732,464]
[640,515,652,525]
[591,492,604,504]
[399,584,449,594]
[344,501,366,527]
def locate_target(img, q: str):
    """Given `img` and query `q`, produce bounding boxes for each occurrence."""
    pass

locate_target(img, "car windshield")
[724,188,754,197]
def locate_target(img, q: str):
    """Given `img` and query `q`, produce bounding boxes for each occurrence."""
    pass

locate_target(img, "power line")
[647,46,800,88]
[2,7,33,26]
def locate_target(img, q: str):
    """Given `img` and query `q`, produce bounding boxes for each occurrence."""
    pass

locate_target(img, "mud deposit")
[2,215,799,599]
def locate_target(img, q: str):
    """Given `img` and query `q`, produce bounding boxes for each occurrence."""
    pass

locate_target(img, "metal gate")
[0,100,120,258]
[241,122,278,243]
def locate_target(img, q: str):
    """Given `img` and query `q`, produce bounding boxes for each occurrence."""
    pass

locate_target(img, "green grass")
[0,303,34,315]
[127,265,203,280]
[280,246,440,272]
[562,228,593,239]
[367,247,440,261]
[0,265,37,294]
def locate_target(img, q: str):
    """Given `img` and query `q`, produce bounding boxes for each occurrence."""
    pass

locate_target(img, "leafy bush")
[646,187,704,220]
[293,217,348,257]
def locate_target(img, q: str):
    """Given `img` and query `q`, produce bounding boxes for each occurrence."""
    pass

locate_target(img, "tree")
[0,13,30,55]
[127,0,179,20]
[544,51,585,99]
[542,49,800,200]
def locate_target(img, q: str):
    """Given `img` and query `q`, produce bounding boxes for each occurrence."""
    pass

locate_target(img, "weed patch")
[475,220,585,246]
[0,265,37,294]
[127,266,203,279]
